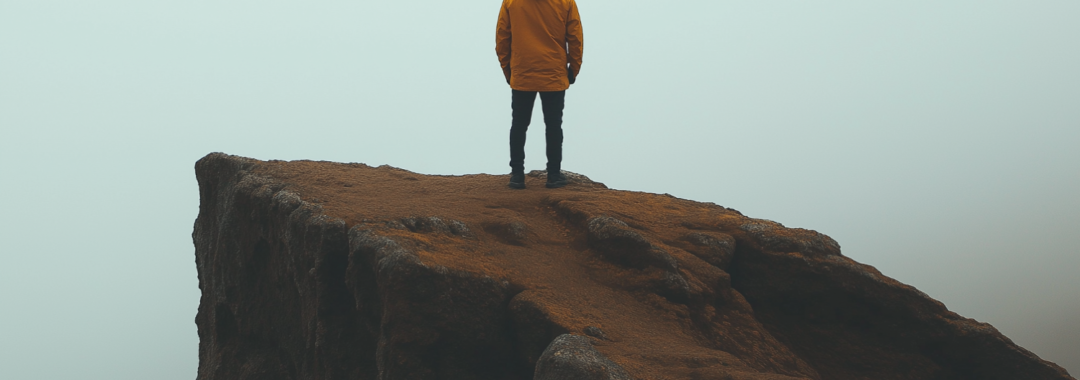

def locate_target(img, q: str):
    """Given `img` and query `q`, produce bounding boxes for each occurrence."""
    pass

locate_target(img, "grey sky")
[1,1,1077,378]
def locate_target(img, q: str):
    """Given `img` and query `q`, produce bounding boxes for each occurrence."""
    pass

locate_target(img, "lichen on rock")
[533,334,631,380]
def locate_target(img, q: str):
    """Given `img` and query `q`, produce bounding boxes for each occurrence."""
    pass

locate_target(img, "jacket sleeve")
[495,1,513,82]
[565,0,583,77]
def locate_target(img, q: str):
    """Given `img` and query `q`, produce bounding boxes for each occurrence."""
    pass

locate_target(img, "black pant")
[509,90,565,174]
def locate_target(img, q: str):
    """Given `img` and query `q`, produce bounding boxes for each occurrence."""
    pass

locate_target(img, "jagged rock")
[583,326,609,341]
[587,215,679,272]
[193,153,1075,380]
[527,169,602,187]
[533,334,631,380]
[680,231,736,269]
[585,215,691,302]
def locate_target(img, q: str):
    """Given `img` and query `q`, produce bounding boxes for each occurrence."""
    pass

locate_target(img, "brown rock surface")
[193,153,1074,380]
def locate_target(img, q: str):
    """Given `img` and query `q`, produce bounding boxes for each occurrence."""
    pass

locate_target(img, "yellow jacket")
[496,0,583,92]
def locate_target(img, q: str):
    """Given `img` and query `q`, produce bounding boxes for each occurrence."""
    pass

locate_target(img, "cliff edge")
[193,153,1073,380]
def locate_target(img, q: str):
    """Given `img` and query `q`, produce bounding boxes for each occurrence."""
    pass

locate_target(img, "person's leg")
[510,90,538,175]
[538,90,566,174]
[538,91,567,188]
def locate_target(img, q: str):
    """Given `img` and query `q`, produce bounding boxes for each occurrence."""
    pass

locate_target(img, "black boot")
[545,170,567,188]
[508,171,526,189]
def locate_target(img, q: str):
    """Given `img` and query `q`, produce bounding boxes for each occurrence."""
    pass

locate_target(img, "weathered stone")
[534,334,631,380]
[682,231,736,269]
[587,215,678,272]
[192,153,1075,380]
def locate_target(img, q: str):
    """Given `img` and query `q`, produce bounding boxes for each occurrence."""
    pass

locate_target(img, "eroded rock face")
[193,153,1074,380]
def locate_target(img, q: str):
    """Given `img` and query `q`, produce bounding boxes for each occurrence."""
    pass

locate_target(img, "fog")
[1,1,1076,378]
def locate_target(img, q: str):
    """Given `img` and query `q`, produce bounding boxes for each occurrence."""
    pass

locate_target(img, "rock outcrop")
[193,153,1074,380]
[534,334,631,380]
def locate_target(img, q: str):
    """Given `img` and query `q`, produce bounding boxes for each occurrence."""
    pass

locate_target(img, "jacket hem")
[509,85,570,92]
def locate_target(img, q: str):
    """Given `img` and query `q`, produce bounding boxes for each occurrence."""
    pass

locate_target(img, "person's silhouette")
[496,0,583,189]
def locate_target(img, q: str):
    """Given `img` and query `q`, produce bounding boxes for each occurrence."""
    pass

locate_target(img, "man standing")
[496,0,583,189]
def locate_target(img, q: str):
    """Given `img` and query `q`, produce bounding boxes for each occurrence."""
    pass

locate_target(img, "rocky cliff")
[193,153,1074,380]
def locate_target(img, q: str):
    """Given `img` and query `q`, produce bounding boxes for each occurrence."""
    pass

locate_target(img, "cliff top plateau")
[193,153,1074,380]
